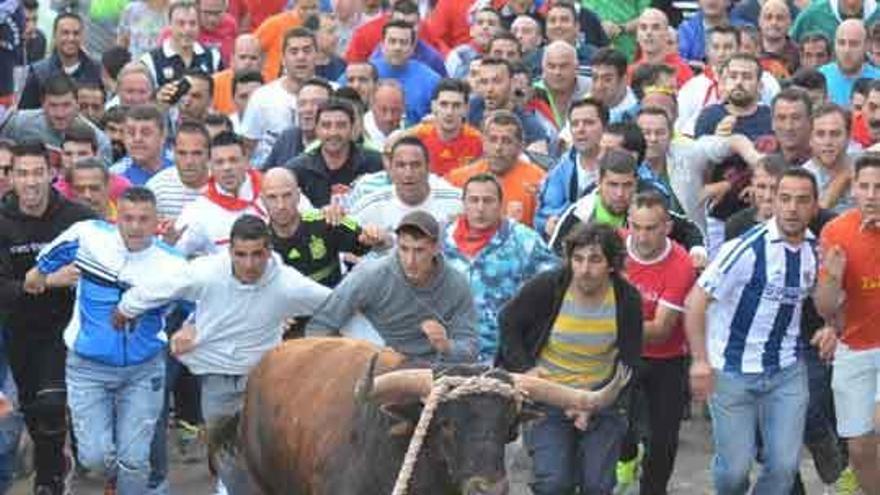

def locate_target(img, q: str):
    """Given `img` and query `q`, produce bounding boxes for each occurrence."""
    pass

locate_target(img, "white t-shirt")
[349,182,462,233]
[240,80,298,167]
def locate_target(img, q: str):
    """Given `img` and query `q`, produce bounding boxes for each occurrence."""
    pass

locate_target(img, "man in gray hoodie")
[306,210,479,363]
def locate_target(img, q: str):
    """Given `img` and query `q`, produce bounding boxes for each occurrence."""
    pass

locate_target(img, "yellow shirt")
[537,287,618,389]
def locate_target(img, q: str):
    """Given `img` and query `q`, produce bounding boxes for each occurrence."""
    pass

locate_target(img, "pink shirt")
[55,174,133,202]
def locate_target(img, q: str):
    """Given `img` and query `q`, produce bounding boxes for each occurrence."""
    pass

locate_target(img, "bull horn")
[369,369,433,403]
[512,364,632,412]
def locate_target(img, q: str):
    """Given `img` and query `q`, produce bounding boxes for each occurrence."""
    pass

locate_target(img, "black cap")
[395,211,440,240]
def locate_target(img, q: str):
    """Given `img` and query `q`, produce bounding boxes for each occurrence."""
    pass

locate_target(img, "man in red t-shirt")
[622,190,697,493]
[410,78,482,176]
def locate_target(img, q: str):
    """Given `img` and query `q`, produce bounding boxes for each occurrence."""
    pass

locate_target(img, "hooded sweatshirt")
[306,251,479,363]
[118,250,331,375]
[0,191,95,338]
[790,0,880,43]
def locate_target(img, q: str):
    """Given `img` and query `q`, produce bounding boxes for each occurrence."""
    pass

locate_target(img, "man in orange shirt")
[816,152,880,493]
[212,34,264,114]
[254,0,319,82]
[410,79,482,176]
[446,110,545,227]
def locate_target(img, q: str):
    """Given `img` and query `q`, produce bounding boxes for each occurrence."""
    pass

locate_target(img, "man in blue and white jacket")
[23,187,186,495]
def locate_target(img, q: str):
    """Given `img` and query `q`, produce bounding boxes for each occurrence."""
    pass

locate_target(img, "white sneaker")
[213,478,228,495]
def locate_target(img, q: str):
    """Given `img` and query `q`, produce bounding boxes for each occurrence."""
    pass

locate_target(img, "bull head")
[358,360,631,495]
[366,362,632,413]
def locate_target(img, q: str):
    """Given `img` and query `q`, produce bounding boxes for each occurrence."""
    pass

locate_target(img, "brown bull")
[224,337,629,495]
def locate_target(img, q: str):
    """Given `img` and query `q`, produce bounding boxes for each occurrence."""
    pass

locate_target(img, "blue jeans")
[524,404,628,495]
[0,330,21,495]
[67,352,166,495]
[710,361,808,495]
[201,374,260,495]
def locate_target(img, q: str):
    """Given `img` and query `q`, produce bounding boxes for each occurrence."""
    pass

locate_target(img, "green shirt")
[594,198,627,227]
[581,0,650,60]
[790,0,880,42]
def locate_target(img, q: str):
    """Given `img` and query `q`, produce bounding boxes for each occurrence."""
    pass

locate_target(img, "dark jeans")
[524,404,628,495]
[5,331,67,490]
[627,357,688,495]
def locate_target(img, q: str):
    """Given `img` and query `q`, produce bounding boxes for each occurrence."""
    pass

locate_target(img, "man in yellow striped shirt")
[499,222,643,494]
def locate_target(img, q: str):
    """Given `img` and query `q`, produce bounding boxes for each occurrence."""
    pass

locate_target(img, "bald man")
[213,34,264,114]
[632,8,694,87]
[536,40,591,130]
[820,19,880,107]
[261,168,388,288]
[758,0,798,78]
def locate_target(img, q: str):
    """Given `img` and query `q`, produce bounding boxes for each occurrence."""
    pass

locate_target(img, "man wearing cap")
[306,210,479,363]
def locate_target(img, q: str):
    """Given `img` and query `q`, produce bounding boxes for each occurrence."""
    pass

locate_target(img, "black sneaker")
[806,433,846,484]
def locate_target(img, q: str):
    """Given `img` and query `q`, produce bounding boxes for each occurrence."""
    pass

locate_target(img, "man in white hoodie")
[115,215,331,492]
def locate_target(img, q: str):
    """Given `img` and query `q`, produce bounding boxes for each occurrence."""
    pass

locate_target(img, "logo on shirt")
[309,235,326,260]
[286,248,301,260]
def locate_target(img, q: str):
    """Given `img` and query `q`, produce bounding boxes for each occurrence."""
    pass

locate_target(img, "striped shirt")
[698,218,818,374]
[537,287,618,389]
[145,168,204,220]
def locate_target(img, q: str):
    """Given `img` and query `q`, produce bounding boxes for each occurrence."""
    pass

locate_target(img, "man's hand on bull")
[421,319,451,354]
[170,324,197,356]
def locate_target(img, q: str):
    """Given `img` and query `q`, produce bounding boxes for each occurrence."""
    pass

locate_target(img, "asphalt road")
[11,412,830,494]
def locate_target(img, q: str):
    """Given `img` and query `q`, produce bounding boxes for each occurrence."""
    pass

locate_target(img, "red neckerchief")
[702,66,720,106]
[205,169,265,216]
[453,217,498,258]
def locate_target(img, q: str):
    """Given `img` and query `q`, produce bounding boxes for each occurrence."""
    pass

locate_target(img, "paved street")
[11,410,832,495]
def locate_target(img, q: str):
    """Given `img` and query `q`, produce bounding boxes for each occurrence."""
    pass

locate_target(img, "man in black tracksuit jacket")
[0,142,94,494]
[497,222,643,494]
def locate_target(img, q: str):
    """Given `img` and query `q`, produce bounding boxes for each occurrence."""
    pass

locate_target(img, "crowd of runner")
[0,0,878,493]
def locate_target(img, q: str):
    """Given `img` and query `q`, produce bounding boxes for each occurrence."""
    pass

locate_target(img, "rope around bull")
[391,373,525,495]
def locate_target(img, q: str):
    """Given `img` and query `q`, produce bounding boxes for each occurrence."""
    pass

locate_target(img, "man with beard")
[695,53,774,257]
[820,20,880,108]
[410,79,483,177]
[101,106,129,164]
[0,141,95,494]
[803,104,857,214]
[283,99,383,208]
[695,53,774,140]
[676,26,780,137]
[263,77,332,170]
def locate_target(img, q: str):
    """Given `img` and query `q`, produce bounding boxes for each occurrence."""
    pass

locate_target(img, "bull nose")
[462,476,509,495]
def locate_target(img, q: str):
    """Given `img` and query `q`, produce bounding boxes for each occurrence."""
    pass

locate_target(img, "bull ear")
[380,402,422,437]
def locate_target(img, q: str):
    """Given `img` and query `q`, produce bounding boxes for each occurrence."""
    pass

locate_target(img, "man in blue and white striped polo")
[684,167,838,494]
